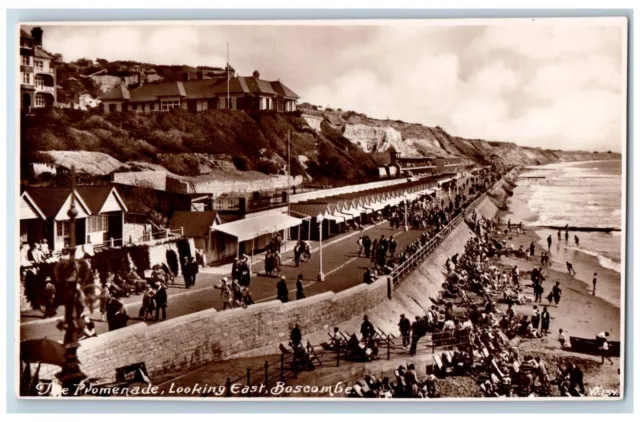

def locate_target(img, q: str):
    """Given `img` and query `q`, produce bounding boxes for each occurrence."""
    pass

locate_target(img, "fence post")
[336,343,340,367]
[387,337,391,360]
[246,368,251,397]
[110,237,114,248]
[264,360,269,389]
[280,354,285,382]
[225,377,231,397]
[165,228,170,239]
[181,226,184,236]
[387,277,392,299]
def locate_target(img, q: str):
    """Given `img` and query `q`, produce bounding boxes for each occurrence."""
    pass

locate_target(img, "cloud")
[35,20,626,152]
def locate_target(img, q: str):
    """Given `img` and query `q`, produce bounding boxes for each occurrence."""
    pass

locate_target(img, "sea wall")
[47,178,512,381]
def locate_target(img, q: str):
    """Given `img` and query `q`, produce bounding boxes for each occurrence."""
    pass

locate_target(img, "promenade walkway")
[20,219,425,341]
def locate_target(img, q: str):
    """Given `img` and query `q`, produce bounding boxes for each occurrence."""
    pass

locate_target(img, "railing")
[217,327,473,397]
[389,192,487,287]
[92,227,184,252]
[35,85,55,93]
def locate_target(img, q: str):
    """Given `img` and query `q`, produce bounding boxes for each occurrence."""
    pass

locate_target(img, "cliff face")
[304,109,621,166]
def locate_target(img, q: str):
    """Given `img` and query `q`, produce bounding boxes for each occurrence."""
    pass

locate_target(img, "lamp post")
[316,214,325,282]
[54,166,91,395]
[404,194,409,232]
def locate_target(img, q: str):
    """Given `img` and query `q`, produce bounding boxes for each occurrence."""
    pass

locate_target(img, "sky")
[33,19,627,152]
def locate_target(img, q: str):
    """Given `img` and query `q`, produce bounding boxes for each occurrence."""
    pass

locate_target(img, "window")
[160,100,181,111]
[21,55,30,66]
[88,215,108,233]
[22,72,30,85]
[35,75,44,89]
[34,60,44,71]
[108,103,117,112]
[34,94,46,108]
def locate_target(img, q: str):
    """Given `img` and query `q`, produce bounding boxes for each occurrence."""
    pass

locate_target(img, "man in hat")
[360,315,375,342]
[290,323,302,348]
[187,257,199,288]
[398,314,411,348]
[43,277,57,318]
[296,274,305,300]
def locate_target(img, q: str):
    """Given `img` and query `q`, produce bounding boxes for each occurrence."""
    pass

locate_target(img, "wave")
[566,246,622,273]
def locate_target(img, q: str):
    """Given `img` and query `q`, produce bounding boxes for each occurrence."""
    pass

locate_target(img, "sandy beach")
[493,182,623,393]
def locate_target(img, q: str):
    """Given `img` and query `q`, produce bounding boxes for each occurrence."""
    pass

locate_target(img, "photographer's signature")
[589,386,620,397]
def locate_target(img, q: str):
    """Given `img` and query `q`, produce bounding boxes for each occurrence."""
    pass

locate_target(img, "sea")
[506,159,624,307]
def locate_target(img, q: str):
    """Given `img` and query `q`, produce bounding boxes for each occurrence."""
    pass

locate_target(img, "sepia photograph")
[15,17,627,401]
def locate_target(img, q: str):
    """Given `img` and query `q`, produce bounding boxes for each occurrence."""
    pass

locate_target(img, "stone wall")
[194,175,303,196]
[113,171,167,191]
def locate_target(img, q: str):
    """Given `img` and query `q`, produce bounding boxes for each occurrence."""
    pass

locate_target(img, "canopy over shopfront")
[214,212,303,242]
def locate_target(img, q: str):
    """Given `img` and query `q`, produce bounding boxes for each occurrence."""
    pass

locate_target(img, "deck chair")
[360,382,371,396]
[279,344,291,355]
[433,355,444,373]
[376,325,395,339]
[306,340,323,368]
[443,351,454,365]
[491,360,506,379]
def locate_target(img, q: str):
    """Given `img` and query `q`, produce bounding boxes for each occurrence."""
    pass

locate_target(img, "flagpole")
[287,130,291,216]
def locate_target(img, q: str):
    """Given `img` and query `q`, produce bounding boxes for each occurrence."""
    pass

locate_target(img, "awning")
[365,202,386,211]
[323,213,343,222]
[334,212,353,221]
[356,206,371,214]
[344,207,361,217]
[214,212,303,242]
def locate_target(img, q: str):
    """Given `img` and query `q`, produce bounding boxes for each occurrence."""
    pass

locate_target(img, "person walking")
[141,284,156,321]
[182,258,193,288]
[188,256,199,288]
[154,281,168,321]
[531,305,540,332]
[295,274,305,300]
[277,276,289,303]
[566,261,576,276]
[363,235,372,258]
[552,281,562,307]
[529,241,535,258]
[574,235,580,246]
[592,272,598,295]
[398,314,411,348]
[541,306,550,336]
[596,331,614,365]
[547,235,552,250]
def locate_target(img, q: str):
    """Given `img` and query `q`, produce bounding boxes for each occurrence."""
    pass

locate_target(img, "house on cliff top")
[99,70,299,113]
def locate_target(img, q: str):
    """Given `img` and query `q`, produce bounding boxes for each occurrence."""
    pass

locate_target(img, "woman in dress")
[540,306,550,336]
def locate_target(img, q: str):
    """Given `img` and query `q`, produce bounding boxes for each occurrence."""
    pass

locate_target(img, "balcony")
[20,65,33,73]
[35,85,55,94]
[35,67,54,76]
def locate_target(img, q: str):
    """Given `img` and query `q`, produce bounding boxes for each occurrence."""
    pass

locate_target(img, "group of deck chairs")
[322,326,393,362]
[348,365,439,399]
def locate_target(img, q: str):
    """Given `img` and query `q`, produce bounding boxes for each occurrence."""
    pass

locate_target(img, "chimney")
[252,70,260,79]
[31,27,43,46]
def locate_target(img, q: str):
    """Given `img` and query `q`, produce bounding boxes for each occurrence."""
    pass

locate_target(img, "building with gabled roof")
[99,69,299,114]
[20,186,128,253]
[20,26,57,111]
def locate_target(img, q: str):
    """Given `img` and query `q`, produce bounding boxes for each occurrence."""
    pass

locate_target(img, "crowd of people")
[20,241,54,267]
